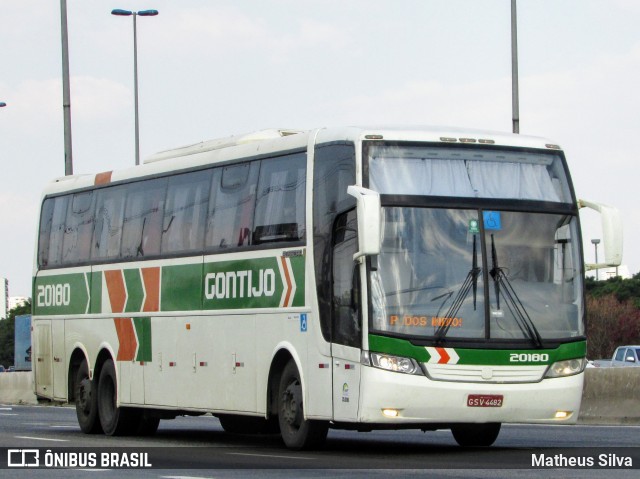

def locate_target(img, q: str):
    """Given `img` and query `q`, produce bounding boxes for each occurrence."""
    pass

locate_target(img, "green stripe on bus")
[123,269,144,313]
[133,317,152,362]
[90,271,102,314]
[290,255,305,306]
[160,256,306,311]
[33,273,89,316]
[161,263,204,311]
[368,334,587,365]
[34,253,306,315]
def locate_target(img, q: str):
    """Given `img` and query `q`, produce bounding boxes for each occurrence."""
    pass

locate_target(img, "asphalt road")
[0,404,639,478]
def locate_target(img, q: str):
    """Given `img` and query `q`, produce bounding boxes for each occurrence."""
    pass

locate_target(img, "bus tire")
[74,358,102,434]
[451,423,501,447]
[277,360,328,450]
[97,359,137,436]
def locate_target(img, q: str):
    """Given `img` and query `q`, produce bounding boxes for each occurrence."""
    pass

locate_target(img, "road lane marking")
[0,413,18,416]
[50,425,78,428]
[15,436,69,442]
[226,452,313,460]
[162,476,216,479]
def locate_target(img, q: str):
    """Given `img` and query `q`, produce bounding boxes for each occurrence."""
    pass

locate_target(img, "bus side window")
[92,186,126,260]
[205,162,259,251]
[312,143,357,342]
[253,153,306,245]
[38,198,56,268]
[122,178,167,258]
[62,191,95,265]
[332,209,361,348]
[44,196,70,268]
[161,170,210,255]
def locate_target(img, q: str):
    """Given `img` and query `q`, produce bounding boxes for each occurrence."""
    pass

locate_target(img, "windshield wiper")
[434,235,481,342]
[489,234,543,348]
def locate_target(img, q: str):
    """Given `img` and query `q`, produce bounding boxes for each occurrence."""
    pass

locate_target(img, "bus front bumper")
[357,365,584,425]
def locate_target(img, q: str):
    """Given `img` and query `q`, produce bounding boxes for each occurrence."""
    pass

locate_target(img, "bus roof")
[41,126,562,197]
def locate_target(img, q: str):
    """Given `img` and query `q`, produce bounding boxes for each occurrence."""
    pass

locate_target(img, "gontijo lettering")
[204,269,276,300]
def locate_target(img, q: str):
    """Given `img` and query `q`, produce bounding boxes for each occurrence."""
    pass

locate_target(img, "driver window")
[332,209,361,347]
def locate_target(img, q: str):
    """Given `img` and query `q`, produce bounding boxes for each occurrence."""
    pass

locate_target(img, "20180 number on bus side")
[32,126,622,449]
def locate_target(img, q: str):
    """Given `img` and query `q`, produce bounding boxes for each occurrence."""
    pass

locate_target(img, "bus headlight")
[545,358,586,378]
[368,352,422,375]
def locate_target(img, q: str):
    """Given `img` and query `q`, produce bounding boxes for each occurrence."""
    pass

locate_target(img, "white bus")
[33,126,621,449]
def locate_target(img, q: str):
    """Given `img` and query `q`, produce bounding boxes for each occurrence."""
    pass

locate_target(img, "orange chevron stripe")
[280,257,293,307]
[114,317,137,361]
[95,171,113,185]
[141,267,160,312]
[436,347,450,364]
[104,270,127,313]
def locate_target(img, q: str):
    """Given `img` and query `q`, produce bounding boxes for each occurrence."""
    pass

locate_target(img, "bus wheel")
[451,423,501,447]
[75,359,102,434]
[277,361,328,450]
[97,359,137,436]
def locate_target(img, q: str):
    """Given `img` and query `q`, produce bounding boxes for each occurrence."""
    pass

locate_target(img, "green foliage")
[0,300,32,368]
[586,273,640,308]
[586,274,640,359]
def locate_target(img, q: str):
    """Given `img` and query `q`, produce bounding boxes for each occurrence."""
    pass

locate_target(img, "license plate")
[467,394,503,407]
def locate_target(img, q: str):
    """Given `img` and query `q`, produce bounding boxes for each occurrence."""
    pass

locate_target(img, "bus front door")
[331,209,362,421]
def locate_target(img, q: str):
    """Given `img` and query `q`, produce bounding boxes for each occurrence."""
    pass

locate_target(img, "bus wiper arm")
[434,236,481,342]
[489,234,543,348]
[472,234,479,310]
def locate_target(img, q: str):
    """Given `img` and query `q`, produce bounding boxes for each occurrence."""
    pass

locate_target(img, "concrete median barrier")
[1,368,638,425]
[579,367,640,424]
[0,371,37,405]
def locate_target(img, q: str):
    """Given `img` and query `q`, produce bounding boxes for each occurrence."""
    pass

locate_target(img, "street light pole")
[61,0,74,175]
[591,238,601,280]
[511,0,520,134]
[133,12,140,167]
[112,9,158,166]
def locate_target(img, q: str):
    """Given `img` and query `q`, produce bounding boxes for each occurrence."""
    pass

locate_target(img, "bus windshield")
[367,144,583,343]
[368,144,572,202]
[370,208,583,341]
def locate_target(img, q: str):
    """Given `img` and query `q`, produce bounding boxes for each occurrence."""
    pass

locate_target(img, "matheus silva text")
[532,453,633,468]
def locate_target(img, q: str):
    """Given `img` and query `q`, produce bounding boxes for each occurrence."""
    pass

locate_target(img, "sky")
[1,0,639,298]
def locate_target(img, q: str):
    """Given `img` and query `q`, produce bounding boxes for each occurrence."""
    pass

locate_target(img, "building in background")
[9,296,30,311]
[587,265,631,281]
[0,278,7,320]
[600,265,631,280]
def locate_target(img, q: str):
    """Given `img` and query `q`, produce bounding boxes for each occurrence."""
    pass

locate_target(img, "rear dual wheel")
[75,359,102,434]
[76,358,148,436]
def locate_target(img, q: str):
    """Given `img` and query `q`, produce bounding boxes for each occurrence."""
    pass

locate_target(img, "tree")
[586,273,640,307]
[586,295,640,359]
[585,274,640,359]
[0,300,32,367]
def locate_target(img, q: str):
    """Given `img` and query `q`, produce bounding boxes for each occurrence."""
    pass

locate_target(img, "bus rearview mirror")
[578,199,623,270]
[347,185,382,261]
